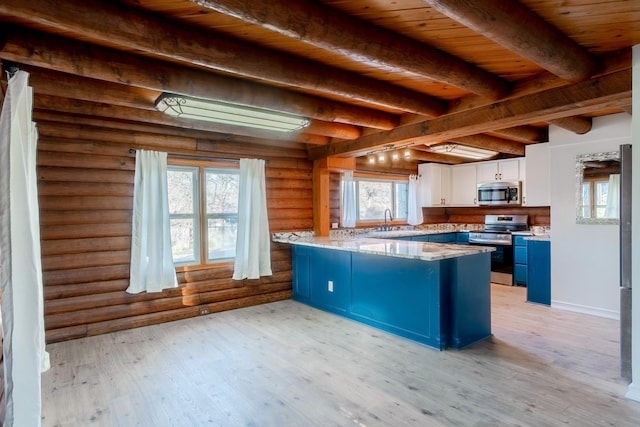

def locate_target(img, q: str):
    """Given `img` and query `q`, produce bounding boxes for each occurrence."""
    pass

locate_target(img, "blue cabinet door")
[513,235,529,286]
[429,233,457,243]
[527,240,551,305]
[456,232,469,245]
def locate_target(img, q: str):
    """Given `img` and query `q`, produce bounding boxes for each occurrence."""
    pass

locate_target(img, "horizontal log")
[43,264,131,286]
[40,223,131,240]
[41,249,130,272]
[267,188,312,200]
[268,218,314,231]
[265,167,312,180]
[37,121,198,150]
[196,140,309,160]
[39,196,133,212]
[268,208,314,220]
[38,182,133,197]
[265,178,312,190]
[39,210,132,226]
[45,281,291,330]
[265,197,313,209]
[46,290,292,343]
[448,134,525,156]
[41,236,131,256]
[38,151,134,171]
[44,279,130,300]
[38,167,133,184]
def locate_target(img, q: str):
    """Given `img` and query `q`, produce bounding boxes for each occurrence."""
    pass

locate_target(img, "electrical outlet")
[199,308,209,315]
[328,280,334,292]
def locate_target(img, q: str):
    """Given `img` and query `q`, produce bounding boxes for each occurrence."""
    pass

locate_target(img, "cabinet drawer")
[514,264,528,286]
[514,246,528,263]
[513,235,528,246]
[429,233,456,243]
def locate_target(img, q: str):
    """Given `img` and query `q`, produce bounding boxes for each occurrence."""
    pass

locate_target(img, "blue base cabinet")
[513,235,529,286]
[291,245,491,350]
[527,239,551,305]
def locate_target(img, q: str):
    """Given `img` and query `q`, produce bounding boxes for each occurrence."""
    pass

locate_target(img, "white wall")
[549,113,631,319]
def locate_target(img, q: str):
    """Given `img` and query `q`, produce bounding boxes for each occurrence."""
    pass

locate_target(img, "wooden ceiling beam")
[0,28,399,130]
[0,0,445,116]
[309,69,631,159]
[489,126,548,144]
[424,0,598,82]
[406,148,465,165]
[186,0,510,99]
[448,135,525,156]
[547,116,593,135]
[34,95,332,145]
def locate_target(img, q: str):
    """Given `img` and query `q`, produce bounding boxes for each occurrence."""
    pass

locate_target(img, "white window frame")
[352,174,409,224]
[167,159,239,269]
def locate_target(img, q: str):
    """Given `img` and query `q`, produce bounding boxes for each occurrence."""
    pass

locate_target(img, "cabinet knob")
[473,197,477,204]
[495,173,498,180]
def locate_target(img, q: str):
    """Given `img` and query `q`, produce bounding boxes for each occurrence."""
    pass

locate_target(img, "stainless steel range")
[469,215,529,285]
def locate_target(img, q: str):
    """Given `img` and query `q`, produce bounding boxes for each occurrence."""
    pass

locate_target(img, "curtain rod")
[128,148,245,164]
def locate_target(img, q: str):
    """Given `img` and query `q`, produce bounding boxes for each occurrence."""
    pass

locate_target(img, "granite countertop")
[524,235,551,242]
[272,235,495,262]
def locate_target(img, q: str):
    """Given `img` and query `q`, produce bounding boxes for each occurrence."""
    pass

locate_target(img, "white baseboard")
[626,383,640,402]
[551,300,620,320]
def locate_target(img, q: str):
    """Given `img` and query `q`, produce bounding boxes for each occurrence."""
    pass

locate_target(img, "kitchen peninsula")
[273,233,495,350]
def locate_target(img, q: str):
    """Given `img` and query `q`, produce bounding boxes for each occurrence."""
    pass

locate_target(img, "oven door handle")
[469,239,512,246]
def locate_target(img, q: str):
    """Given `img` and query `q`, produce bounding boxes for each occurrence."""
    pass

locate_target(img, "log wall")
[36,119,313,343]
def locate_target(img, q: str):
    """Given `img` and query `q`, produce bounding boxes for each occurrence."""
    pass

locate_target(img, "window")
[167,162,239,266]
[581,179,609,219]
[354,176,408,222]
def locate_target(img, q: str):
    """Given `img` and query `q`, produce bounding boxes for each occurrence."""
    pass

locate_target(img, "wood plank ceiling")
[0,0,637,166]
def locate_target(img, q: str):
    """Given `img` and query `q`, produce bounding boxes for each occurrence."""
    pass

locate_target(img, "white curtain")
[127,150,178,293]
[233,159,272,280]
[341,171,357,228]
[0,70,50,426]
[605,173,620,218]
[407,174,423,226]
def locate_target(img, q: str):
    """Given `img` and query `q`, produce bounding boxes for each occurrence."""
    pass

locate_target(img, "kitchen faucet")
[383,208,393,231]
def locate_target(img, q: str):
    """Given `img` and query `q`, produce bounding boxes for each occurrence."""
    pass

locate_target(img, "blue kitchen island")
[273,235,495,350]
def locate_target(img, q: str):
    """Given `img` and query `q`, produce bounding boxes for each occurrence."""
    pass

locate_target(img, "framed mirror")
[576,151,620,225]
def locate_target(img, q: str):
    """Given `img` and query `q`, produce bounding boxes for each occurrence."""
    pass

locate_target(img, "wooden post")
[313,157,356,236]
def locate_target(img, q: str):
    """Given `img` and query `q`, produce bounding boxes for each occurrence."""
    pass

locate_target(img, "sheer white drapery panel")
[407,174,423,226]
[0,70,50,427]
[127,149,178,293]
[341,171,357,228]
[233,159,272,280]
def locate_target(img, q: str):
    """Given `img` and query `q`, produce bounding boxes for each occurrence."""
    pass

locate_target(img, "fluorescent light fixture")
[155,93,310,132]
[430,143,497,160]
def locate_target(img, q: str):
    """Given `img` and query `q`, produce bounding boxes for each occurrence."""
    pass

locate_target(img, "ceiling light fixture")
[430,143,497,160]
[155,93,310,132]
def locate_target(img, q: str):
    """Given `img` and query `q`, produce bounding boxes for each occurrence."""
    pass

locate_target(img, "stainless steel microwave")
[477,181,521,206]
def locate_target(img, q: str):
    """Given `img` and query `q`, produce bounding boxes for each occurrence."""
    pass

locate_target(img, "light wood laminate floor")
[42,285,640,426]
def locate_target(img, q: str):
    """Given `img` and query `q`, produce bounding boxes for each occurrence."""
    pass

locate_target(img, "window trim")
[168,158,239,271]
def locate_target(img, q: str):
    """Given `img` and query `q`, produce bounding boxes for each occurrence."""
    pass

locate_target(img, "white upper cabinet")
[476,159,521,182]
[450,163,478,206]
[523,143,550,206]
[418,163,451,206]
